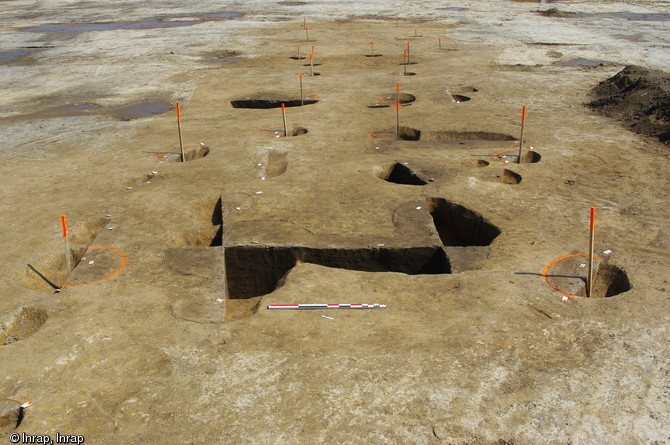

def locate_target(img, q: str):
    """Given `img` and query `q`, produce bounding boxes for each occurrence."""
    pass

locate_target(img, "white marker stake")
[587,206,596,298]
[268,303,387,309]
[299,73,304,106]
[176,102,185,162]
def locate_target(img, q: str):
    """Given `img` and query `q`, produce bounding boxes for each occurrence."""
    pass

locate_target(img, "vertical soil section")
[426,198,501,246]
[224,246,450,299]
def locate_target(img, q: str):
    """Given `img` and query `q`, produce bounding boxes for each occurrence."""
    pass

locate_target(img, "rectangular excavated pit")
[224,245,450,299]
[426,198,501,247]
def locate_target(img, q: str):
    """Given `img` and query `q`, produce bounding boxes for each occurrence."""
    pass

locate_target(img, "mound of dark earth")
[587,65,670,145]
[539,8,577,18]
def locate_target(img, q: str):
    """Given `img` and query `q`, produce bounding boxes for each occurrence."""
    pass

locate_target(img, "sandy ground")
[1,0,669,443]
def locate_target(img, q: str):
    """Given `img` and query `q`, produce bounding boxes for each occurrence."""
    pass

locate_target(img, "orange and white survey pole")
[305,25,309,41]
[396,81,401,104]
[61,214,71,275]
[395,99,400,141]
[517,104,526,164]
[299,73,304,106]
[309,52,314,76]
[281,103,288,137]
[370,41,375,57]
[587,206,596,298]
[176,102,185,162]
[406,41,411,64]
[403,49,408,75]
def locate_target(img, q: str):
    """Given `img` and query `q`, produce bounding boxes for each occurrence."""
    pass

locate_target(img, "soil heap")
[588,65,670,145]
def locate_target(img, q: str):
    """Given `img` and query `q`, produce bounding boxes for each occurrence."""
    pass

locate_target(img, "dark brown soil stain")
[587,65,670,145]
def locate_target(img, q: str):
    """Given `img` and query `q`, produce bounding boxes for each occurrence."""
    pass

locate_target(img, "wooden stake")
[370,41,374,57]
[281,103,288,137]
[396,99,400,141]
[587,206,596,298]
[517,104,526,164]
[61,214,71,276]
[396,81,400,104]
[407,41,410,64]
[299,73,304,106]
[297,44,301,59]
[176,102,185,162]
[309,52,314,76]
[403,49,407,75]
[305,25,309,41]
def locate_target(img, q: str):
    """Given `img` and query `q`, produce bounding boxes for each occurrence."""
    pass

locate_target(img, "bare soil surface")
[1,1,670,443]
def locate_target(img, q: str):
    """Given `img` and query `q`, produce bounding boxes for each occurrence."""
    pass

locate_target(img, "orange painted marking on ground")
[493,148,533,162]
[542,253,603,298]
[61,246,127,287]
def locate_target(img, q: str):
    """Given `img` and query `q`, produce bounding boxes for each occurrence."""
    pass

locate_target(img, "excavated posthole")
[17,217,109,291]
[231,96,318,108]
[449,94,471,103]
[422,130,516,142]
[449,86,478,94]
[261,126,308,138]
[0,399,22,433]
[383,93,416,104]
[224,246,451,299]
[265,149,288,178]
[426,198,501,246]
[1,307,48,345]
[378,163,427,185]
[502,168,522,184]
[591,263,632,298]
[160,145,210,162]
[462,159,490,167]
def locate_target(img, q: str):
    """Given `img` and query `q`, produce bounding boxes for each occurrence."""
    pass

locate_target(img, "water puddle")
[112,100,172,121]
[21,12,242,34]
[209,56,243,63]
[602,13,670,21]
[0,50,31,60]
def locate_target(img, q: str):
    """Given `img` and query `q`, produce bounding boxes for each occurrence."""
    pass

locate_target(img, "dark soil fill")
[383,93,416,104]
[231,96,319,108]
[379,163,427,185]
[398,128,516,142]
[113,100,172,120]
[426,198,501,246]
[540,8,576,18]
[225,246,450,299]
[588,65,670,145]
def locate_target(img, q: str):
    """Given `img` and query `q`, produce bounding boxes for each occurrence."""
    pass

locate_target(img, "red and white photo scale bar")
[267,303,387,310]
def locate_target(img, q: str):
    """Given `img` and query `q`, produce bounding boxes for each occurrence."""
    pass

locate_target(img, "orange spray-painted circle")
[542,253,602,298]
[61,246,127,287]
[493,148,533,162]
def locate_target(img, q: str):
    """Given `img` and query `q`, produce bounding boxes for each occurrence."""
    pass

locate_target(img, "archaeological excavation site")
[1,0,669,443]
